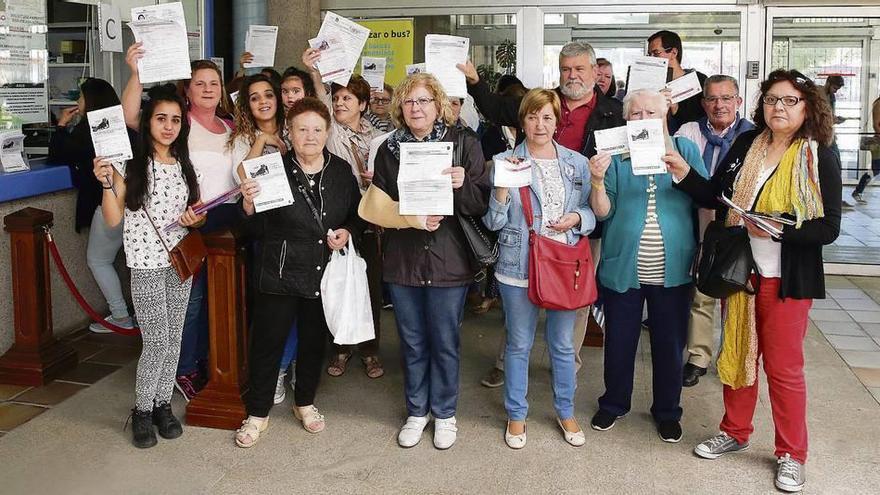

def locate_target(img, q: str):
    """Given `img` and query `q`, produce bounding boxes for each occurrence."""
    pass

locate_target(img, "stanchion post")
[0,208,77,385]
[185,230,248,429]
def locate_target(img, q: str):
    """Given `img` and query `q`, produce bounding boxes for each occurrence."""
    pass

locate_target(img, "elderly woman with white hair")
[587,89,707,442]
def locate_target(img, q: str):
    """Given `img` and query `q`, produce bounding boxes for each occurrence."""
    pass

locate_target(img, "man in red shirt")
[460,41,624,157]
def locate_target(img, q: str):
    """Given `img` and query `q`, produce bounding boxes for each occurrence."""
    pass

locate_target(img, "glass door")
[767,8,880,271]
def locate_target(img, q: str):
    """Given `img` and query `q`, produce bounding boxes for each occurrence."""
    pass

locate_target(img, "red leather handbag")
[519,187,597,311]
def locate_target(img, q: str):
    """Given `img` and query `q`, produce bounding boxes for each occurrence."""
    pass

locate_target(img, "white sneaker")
[433,416,458,450]
[397,415,430,448]
[89,315,135,334]
[273,371,287,404]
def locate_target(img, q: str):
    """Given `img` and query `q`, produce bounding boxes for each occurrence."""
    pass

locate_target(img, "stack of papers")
[719,194,794,238]
[312,11,370,86]
[244,25,278,68]
[128,2,191,84]
[425,35,469,98]
[397,142,453,216]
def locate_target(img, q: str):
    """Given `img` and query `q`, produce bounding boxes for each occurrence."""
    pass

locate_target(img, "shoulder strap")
[454,128,464,167]
[290,165,325,232]
[518,186,535,233]
[143,208,173,255]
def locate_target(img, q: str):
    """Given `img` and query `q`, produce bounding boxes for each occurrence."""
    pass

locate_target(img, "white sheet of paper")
[493,158,532,188]
[242,152,295,213]
[627,119,667,175]
[88,105,132,174]
[0,133,28,173]
[398,142,453,216]
[425,35,469,98]
[406,63,426,76]
[309,36,351,85]
[666,71,702,104]
[627,56,668,92]
[361,57,386,91]
[244,25,278,68]
[317,12,370,75]
[128,2,191,84]
[210,57,224,77]
[594,125,629,156]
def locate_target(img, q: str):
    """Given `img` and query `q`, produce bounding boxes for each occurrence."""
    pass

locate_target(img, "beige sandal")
[294,405,326,433]
[234,416,268,448]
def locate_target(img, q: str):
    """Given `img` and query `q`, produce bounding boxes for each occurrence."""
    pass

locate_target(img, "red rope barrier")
[44,229,141,336]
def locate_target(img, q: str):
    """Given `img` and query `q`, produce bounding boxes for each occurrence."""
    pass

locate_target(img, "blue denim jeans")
[279,323,298,371]
[498,282,577,421]
[388,283,468,419]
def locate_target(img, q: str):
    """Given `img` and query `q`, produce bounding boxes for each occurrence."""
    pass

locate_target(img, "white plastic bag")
[320,236,375,345]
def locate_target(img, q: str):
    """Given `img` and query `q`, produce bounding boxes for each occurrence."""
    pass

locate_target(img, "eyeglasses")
[371,98,391,104]
[703,95,739,104]
[762,95,804,107]
[647,47,673,57]
[402,97,435,108]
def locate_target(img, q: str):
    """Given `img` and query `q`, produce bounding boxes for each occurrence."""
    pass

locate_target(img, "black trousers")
[246,293,328,417]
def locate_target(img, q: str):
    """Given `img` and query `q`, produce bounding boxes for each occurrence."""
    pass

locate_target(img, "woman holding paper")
[121,45,239,401]
[482,89,596,449]
[234,97,365,447]
[303,49,387,379]
[359,73,490,450]
[50,78,137,334]
[587,89,707,443]
[93,87,205,449]
[668,70,841,494]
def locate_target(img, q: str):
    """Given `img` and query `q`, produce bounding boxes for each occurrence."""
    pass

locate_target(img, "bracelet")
[102,185,114,190]
[590,180,605,189]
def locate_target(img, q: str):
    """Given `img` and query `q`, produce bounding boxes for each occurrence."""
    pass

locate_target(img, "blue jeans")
[279,323,298,371]
[388,283,468,419]
[598,283,692,422]
[498,282,577,421]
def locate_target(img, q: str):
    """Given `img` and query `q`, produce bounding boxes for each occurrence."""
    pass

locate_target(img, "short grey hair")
[703,74,740,97]
[559,41,597,66]
[622,89,667,119]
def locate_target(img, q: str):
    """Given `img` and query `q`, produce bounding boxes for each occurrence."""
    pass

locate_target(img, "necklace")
[295,154,327,187]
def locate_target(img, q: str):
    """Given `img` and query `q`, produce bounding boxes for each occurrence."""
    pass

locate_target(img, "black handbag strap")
[290,158,325,232]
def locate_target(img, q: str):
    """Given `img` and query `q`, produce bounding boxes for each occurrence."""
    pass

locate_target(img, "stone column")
[267,0,321,70]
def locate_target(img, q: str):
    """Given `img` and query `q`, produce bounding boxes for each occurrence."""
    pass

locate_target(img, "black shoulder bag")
[452,130,498,268]
[696,219,759,299]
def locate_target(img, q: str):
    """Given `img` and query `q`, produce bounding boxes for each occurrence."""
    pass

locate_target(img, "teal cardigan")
[597,136,707,293]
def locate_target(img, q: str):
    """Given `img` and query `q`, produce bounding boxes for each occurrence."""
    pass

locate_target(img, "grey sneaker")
[89,315,135,334]
[775,453,805,492]
[693,432,749,459]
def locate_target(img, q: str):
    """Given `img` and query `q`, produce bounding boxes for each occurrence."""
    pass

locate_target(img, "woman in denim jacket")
[483,89,596,449]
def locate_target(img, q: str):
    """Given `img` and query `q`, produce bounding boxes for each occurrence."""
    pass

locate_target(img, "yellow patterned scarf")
[717,130,824,389]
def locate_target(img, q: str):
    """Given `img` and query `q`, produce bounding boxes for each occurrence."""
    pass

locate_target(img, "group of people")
[51,24,848,493]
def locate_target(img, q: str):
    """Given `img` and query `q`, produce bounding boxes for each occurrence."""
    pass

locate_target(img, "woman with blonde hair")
[360,73,490,450]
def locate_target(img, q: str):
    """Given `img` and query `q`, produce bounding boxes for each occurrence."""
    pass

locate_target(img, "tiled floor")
[826,185,880,264]
[814,275,880,403]
[0,329,140,436]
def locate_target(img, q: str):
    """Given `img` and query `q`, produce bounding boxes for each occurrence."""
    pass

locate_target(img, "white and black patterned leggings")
[131,267,192,412]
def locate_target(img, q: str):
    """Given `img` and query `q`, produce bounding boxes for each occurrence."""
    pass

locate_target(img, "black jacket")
[372,126,490,287]
[675,129,841,299]
[244,150,366,298]
[467,79,625,158]
[49,123,136,232]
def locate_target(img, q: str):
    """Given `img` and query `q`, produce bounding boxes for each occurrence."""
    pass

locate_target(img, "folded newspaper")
[718,194,795,239]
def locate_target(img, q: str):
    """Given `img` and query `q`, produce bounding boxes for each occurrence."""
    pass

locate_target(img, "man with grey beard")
[459,41,624,157]
[458,41,623,386]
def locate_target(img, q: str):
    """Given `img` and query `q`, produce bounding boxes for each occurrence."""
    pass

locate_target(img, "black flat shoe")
[153,403,183,439]
[129,409,157,448]
[682,363,707,387]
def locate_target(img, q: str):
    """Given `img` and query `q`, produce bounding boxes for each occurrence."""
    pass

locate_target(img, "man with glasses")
[367,83,395,133]
[647,30,708,133]
[674,74,755,387]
